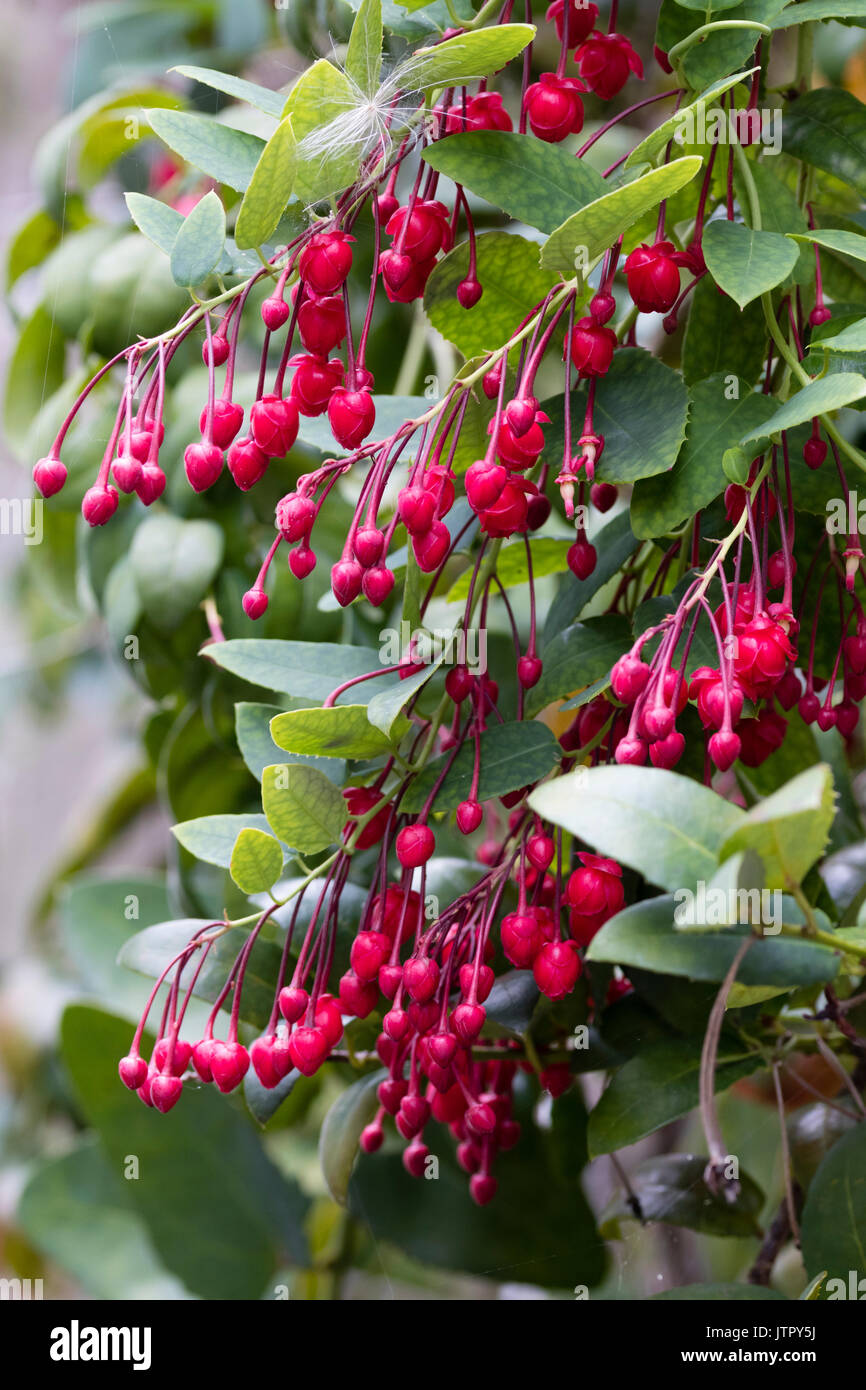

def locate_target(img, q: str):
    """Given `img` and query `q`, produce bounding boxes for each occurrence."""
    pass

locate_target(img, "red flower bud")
[261,295,290,331]
[298,230,354,295]
[575,32,643,101]
[523,72,586,143]
[624,241,682,314]
[250,394,300,458]
[33,456,67,498]
[82,483,119,526]
[569,315,617,377]
[328,387,376,448]
[227,436,269,490]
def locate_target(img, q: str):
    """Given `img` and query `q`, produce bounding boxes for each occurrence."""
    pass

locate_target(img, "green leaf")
[791,227,866,265]
[319,1070,384,1205]
[270,703,407,760]
[657,1,788,90]
[346,0,382,95]
[530,764,744,891]
[401,23,535,93]
[60,1006,308,1299]
[630,379,778,539]
[525,615,631,719]
[367,658,442,738]
[541,157,703,277]
[801,1125,866,1287]
[719,765,836,890]
[542,349,690,485]
[809,318,866,355]
[682,273,768,386]
[58,873,172,1020]
[230,827,284,894]
[447,537,573,604]
[543,510,637,641]
[771,0,866,27]
[739,161,812,288]
[147,109,265,191]
[627,68,757,168]
[588,1040,761,1157]
[424,232,557,359]
[129,514,224,631]
[4,304,65,454]
[653,1284,787,1301]
[421,131,606,235]
[118,918,285,1030]
[703,221,800,310]
[350,1086,604,1289]
[171,64,286,117]
[124,192,183,254]
[586,896,841,988]
[402,720,560,813]
[483,970,540,1039]
[674,0,748,9]
[244,1067,303,1128]
[205,638,381,699]
[262,763,345,853]
[17,1140,189,1300]
[235,701,346,784]
[601,1154,764,1238]
[169,190,226,286]
[739,373,866,445]
[6,208,63,288]
[172,813,275,869]
[281,60,359,204]
[782,88,866,201]
[234,118,296,250]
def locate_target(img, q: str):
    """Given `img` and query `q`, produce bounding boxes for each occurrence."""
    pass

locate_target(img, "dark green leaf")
[682,273,768,386]
[782,88,866,201]
[17,1140,188,1300]
[402,720,560,813]
[543,510,637,641]
[319,1069,385,1204]
[631,379,778,539]
[526,615,631,718]
[601,1154,764,1238]
[60,1006,309,1299]
[586,896,841,988]
[801,1125,866,1288]
[422,131,606,234]
[425,232,557,359]
[130,513,224,631]
[542,349,690,485]
[588,1039,762,1156]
